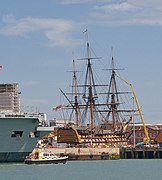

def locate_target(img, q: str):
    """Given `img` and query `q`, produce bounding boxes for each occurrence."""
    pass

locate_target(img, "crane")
[129,83,150,143]
[117,75,150,144]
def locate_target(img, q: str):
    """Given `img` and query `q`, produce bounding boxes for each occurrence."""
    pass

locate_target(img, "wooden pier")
[120,147,162,159]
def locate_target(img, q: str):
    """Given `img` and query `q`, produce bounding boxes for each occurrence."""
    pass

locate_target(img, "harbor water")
[0,159,161,180]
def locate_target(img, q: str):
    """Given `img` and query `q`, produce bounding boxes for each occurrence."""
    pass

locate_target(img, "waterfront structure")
[120,147,162,159]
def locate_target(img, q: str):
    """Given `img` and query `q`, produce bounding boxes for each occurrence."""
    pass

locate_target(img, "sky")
[0,0,162,123]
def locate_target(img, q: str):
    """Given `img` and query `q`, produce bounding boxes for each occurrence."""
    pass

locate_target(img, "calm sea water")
[0,160,161,180]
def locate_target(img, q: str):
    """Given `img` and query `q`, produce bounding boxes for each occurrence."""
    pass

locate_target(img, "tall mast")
[111,57,118,130]
[81,29,97,130]
[111,57,116,129]
[72,59,79,128]
[106,56,120,131]
[87,41,95,130]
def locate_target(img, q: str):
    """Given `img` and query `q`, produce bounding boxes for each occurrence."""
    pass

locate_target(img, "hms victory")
[55,32,149,148]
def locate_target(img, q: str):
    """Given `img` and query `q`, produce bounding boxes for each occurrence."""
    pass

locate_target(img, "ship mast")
[72,59,79,128]
[63,31,100,129]
[106,56,120,131]
[81,30,99,130]
[87,41,95,130]
[105,54,135,133]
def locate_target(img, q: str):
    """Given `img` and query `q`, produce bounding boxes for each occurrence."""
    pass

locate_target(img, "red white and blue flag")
[53,105,62,111]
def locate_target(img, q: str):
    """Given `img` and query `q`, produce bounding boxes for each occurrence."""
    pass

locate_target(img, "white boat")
[25,148,68,165]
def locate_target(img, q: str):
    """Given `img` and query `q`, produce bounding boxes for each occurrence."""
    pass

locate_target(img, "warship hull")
[0,114,45,162]
[57,127,128,147]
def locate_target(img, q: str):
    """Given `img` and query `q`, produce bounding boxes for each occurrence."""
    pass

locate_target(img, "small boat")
[24,148,68,165]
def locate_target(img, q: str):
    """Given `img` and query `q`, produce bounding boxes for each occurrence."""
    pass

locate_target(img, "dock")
[120,147,162,159]
[46,147,120,160]
[35,146,162,160]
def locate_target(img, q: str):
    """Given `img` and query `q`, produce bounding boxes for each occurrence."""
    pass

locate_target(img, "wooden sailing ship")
[56,32,149,147]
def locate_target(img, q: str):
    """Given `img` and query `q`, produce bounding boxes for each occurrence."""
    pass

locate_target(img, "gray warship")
[0,83,48,162]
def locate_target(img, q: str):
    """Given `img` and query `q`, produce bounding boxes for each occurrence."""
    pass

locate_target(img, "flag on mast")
[53,105,62,111]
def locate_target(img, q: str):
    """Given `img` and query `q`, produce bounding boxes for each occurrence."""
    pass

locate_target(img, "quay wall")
[120,147,162,159]
[47,147,119,160]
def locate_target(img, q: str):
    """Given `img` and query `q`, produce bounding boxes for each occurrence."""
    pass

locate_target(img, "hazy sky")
[0,0,162,123]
